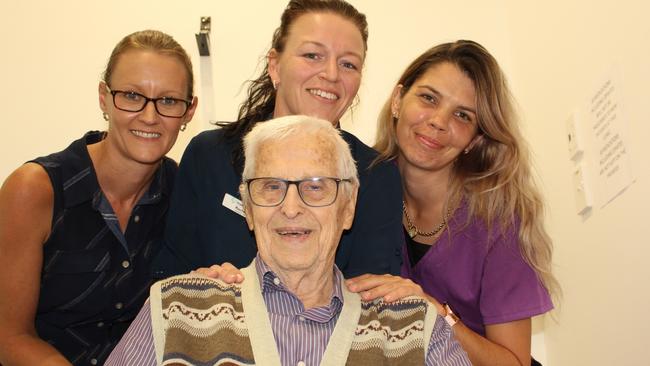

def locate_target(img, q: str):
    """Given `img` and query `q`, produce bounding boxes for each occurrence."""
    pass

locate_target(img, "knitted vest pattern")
[348,300,429,365]
[158,276,253,365]
[152,274,429,366]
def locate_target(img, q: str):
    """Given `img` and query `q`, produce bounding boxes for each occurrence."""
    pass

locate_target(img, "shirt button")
[122,260,130,268]
[133,215,140,223]
[297,361,306,366]
[273,277,280,285]
[96,322,104,328]
[298,316,306,322]
[115,302,123,310]
[90,359,98,365]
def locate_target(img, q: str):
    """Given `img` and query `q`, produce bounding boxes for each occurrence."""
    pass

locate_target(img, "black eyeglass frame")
[245,176,352,207]
[106,85,192,118]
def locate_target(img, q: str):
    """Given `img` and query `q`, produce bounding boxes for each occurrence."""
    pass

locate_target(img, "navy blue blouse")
[32,131,176,365]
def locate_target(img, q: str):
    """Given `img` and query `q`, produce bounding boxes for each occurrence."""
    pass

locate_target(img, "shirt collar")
[60,131,170,209]
[254,253,344,306]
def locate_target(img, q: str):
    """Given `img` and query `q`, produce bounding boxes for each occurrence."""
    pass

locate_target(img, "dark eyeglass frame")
[245,176,352,207]
[105,85,192,118]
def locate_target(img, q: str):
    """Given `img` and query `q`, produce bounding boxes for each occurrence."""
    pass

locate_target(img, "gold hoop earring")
[102,112,109,121]
[180,123,187,132]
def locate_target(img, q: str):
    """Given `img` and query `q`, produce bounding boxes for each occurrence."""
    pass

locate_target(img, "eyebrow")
[113,84,187,98]
[300,40,364,60]
[416,85,477,115]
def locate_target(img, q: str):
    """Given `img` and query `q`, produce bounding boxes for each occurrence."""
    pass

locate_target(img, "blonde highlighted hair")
[375,40,560,299]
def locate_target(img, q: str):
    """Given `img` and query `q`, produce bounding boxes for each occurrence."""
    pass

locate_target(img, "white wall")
[2,0,648,364]
[0,0,287,180]
[0,0,515,180]
[505,1,650,364]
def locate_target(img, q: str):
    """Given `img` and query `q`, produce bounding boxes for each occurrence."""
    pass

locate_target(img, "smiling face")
[393,62,481,175]
[268,12,365,125]
[242,132,356,278]
[98,49,197,165]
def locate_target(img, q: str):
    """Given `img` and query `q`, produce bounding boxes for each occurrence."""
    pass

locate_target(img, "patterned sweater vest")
[150,260,435,366]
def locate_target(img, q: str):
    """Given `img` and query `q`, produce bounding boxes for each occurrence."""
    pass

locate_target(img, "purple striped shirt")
[105,256,469,366]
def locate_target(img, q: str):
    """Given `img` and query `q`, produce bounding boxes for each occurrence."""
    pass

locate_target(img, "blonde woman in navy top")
[0,30,197,365]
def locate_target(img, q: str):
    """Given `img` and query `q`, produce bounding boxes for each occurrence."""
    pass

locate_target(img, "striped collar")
[254,254,344,319]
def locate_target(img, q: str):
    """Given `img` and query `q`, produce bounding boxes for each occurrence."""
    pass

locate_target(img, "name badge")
[222,193,245,218]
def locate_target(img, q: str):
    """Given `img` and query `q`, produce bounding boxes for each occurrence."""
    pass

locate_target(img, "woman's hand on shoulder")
[346,274,442,308]
[192,262,244,283]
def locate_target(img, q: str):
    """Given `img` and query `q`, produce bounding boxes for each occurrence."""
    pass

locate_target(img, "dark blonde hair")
[375,40,560,299]
[102,30,194,98]
[220,0,368,141]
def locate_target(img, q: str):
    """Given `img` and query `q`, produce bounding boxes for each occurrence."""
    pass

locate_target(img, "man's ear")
[240,184,254,231]
[341,186,358,231]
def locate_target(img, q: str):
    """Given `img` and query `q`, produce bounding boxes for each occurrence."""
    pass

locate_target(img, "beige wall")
[0,0,515,179]
[505,1,650,364]
[2,1,648,364]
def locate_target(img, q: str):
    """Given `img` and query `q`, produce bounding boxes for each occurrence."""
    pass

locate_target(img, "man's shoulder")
[346,297,436,365]
[359,296,430,317]
[155,274,243,301]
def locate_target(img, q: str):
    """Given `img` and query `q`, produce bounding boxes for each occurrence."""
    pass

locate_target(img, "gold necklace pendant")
[403,200,450,238]
[407,226,418,239]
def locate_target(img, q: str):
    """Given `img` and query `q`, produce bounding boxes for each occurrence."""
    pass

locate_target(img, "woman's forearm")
[0,333,72,366]
[452,319,531,366]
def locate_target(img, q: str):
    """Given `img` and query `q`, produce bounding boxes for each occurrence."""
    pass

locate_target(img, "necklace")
[403,200,450,239]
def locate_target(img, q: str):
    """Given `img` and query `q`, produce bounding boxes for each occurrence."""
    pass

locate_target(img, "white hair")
[242,115,359,198]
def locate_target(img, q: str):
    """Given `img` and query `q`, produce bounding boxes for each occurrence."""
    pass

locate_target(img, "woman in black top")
[0,30,197,365]
[154,0,403,280]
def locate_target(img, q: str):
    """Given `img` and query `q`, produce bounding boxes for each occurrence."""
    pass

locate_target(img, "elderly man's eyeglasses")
[245,177,352,207]
[105,85,192,118]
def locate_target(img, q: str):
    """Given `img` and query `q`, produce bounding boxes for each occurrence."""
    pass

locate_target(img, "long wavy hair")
[375,40,560,299]
[219,0,368,143]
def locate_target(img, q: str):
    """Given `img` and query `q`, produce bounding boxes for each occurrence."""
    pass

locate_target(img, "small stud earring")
[180,123,187,132]
[463,148,470,154]
[102,112,109,121]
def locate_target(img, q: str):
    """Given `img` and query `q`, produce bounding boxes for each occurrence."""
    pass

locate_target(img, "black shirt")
[32,131,176,365]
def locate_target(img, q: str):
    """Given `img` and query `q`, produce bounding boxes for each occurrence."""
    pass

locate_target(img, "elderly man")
[106,115,470,365]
